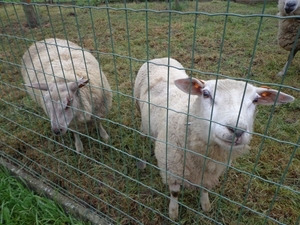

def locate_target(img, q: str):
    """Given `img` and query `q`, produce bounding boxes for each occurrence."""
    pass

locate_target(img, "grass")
[0,166,89,225]
[0,1,299,224]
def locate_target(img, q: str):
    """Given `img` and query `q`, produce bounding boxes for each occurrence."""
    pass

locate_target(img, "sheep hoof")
[102,134,109,143]
[201,201,211,212]
[75,141,83,153]
[99,124,109,143]
[169,207,178,221]
[277,71,284,76]
[74,133,83,153]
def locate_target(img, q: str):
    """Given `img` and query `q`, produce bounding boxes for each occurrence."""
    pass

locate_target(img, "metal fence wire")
[0,0,299,224]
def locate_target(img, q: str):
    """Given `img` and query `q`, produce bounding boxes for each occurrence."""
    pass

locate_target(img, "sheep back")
[134,58,191,138]
[278,18,300,51]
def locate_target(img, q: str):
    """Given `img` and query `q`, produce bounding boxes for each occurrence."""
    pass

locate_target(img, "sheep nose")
[227,127,245,138]
[52,128,62,135]
[285,2,296,13]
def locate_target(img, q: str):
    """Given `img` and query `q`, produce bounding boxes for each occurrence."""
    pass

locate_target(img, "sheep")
[134,57,295,220]
[21,38,112,153]
[277,0,300,76]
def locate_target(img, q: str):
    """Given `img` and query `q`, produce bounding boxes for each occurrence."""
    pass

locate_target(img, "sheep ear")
[69,78,89,92]
[24,82,49,91]
[175,78,205,95]
[77,78,89,88]
[255,87,295,105]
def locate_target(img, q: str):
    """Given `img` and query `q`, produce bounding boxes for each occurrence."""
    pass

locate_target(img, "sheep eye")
[253,96,259,103]
[65,98,73,109]
[203,90,211,99]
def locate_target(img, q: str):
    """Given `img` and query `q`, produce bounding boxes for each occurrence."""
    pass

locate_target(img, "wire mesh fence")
[0,0,299,224]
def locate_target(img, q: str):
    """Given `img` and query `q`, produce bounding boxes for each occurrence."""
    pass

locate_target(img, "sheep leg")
[200,189,211,212]
[278,49,298,76]
[169,183,180,220]
[74,132,83,153]
[99,123,109,142]
[139,123,148,137]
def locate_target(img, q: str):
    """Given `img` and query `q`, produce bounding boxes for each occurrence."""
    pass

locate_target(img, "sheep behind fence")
[134,57,295,220]
[21,38,112,153]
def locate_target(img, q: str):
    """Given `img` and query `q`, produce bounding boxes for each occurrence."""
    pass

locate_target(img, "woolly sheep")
[22,38,112,153]
[277,0,300,76]
[134,58,294,220]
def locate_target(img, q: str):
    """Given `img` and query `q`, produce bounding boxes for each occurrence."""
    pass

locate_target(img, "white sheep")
[134,58,295,220]
[21,38,112,153]
[277,0,300,76]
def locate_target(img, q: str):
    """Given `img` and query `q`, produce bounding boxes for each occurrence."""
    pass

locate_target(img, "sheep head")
[175,78,294,150]
[25,78,89,135]
[278,0,300,15]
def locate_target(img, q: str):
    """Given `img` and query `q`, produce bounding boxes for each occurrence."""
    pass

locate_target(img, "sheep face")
[279,0,300,15]
[204,82,255,150]
[175,78,294,151]
[25,78,89,136]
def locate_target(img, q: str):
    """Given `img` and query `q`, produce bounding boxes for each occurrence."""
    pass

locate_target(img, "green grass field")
[0,1,299,224]
[0,167,89,225]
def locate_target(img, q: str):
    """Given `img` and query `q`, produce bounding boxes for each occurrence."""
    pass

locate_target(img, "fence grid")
[0,1,299,224]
